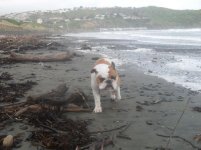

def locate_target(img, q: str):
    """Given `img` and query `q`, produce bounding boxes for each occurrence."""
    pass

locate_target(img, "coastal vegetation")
[0,6,201,33]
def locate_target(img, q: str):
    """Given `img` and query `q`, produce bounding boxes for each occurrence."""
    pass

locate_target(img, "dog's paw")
[93,106,102,113]
[116,95,121,101]
[111,94,116,100]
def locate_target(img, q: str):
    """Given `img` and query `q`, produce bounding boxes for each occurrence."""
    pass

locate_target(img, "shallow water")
[65,29,201,91]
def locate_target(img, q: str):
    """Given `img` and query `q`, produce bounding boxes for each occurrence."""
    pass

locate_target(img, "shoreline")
[1,35,201,149]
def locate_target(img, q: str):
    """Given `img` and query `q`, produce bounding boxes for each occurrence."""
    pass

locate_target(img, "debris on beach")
[0,72,13,80]
[81,44,92,50]
[9,51,73,62]
[0,36,46,53]
[26,84,90,111]
[0,72,37,103]
[136,100,162,106]
[0,82,134,150]
[0,35,73,65]
[0,83,94,149]
[194,134,201,142]
[192,106,201,112]
[27,112,92,149]
[136,105,143,111]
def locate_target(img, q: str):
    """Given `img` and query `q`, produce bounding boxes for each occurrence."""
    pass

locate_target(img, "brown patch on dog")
[95,58,111,66]
[108,65,120,85]
[91,68,97,74]
[96,75,105,85]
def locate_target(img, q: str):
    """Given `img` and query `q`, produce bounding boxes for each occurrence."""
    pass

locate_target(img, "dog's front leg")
[116,86,121,100]
[91,72,102,113]
[92,88,102,113]
[110,90,116,100]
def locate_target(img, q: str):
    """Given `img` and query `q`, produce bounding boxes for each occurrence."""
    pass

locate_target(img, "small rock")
[3,135,14,148]
[136,105,143,111]
[81,44,92,50]
[146,120,153,125]
[91,57,99,60]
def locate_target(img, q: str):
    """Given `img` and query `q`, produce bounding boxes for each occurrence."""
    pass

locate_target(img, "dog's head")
[91,59,119,90]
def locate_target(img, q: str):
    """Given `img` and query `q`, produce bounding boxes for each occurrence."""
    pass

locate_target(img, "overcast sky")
[0,0,201,15]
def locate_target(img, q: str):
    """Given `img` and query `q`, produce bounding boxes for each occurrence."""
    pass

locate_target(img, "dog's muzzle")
[105,80,113,90]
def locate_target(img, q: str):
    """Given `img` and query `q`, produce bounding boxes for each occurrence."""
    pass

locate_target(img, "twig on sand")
[116,134,132,140]
[75,88,90,109]
[121,96,136,100]
[39,123,68,135]
[89,123,129,134]
[80,136,114,150]
[119,122,132,134]
[117,122,132,140]
[64,108,92,112]
[0,102,26,109]
[156,133,201,149]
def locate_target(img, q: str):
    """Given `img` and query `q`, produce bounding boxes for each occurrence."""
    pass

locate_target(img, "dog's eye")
[111,76,116,80]
[99,77,105,82]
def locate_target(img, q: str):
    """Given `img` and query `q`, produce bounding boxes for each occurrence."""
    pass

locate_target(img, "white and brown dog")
[91,58,121,113]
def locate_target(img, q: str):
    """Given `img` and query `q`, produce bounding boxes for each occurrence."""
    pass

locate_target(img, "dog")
[91,58,121,113]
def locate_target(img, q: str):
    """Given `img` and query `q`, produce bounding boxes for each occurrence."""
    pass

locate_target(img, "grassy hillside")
[137,6,201,28]
[0,18,48,34]
[2,6,201,33]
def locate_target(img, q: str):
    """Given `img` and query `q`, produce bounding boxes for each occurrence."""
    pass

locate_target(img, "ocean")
[65,29,201,91]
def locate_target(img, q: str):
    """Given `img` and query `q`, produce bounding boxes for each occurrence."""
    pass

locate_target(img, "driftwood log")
[26,84,91,112]
[2,84,91,119]
[9,51,73,62]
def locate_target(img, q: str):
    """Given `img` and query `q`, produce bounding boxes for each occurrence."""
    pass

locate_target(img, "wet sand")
[1,35,201,150]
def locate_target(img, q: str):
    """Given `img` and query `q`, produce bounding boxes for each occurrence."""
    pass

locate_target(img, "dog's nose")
[106,80,112,84]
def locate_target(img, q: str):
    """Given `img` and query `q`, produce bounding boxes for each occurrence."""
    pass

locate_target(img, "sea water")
[65,29,201,91]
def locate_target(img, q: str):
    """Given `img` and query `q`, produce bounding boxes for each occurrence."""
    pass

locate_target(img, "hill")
[1,6,201,32]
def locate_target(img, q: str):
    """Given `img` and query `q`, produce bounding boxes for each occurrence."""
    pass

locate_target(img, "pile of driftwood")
[0,36,46,53]
[0,83,93,149]
[9,51,73,62]
[0,35,74,64]
[0,82,133,150]
[0,36,64,54]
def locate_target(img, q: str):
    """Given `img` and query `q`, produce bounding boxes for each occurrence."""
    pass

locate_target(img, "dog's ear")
[111,62,115,70]
[91,68,98,74]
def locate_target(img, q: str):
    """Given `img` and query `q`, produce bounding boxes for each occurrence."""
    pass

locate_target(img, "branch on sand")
[156,133,201,149]
[9,51,73,62]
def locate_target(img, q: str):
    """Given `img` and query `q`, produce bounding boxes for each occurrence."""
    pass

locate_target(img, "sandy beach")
[1,34,201,150]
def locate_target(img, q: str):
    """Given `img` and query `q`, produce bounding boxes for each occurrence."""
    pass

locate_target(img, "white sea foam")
[67,29,201,92]
[65,28,201,46]
[159,74,201,91]
[134,48,154,53]
[167,57,201,72]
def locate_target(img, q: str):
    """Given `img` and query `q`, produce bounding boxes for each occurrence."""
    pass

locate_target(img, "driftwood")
[2,84,91,118]
[9,51,73,62]
[26,83,68,106]
[14,104,42,117]
[27,84,89,109]
[14,104,91,117]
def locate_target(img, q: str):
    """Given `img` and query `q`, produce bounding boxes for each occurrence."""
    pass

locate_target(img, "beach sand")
[1,35,201,150]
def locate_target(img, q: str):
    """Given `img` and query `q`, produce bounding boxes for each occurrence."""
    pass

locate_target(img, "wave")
[133,48,154,53]
[65,29,201,46]
[167,57,201,72]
